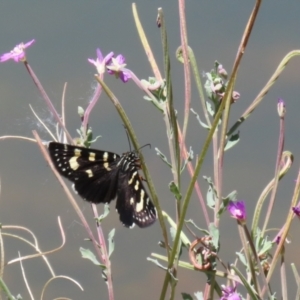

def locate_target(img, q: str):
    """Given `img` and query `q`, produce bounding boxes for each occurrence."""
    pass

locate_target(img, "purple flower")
[220,285,241,300]
[277,98,286,118]
[292,206,300,216]
[0,39,35,63]
[227,200,246,222]
[88,48,114,75]
[106,54,131,83]
[275,235,281,244]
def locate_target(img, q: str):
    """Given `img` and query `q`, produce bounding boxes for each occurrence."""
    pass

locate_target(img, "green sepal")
[169,181,182,201]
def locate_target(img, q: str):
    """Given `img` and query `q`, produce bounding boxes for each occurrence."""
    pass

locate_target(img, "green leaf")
[204,74,213,99]
[254,229,273,257]
[175,46,190,64]
[224,132,240,151]
[147,258,167,270]
[208,223,219,250]
[231,265,259,300]
[218,190,237,217]
[206,185,215,209]
[141,77,166,110]
[235,252,247,267]
[203,176,218,209]
[181,146,194,173]
[80,247,105,268]
[96,203,110,223]
[170,227,183,258]
[206,101,215,117]
[181,293,193,300]
[155,147,172,168]
[162,211,191,247]
[169,181,182,201]
[108,228,115,258]
[185,219,209,235]
[190,108,210,129]
[224,190,237,202]
[88,135,102,145]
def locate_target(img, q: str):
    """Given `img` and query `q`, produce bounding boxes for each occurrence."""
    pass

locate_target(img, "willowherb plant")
[1,2,300,300]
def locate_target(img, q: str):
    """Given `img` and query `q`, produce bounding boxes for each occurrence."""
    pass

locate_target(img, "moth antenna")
[139,143,151,151]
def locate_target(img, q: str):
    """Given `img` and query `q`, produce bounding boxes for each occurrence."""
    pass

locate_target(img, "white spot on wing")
[89,152,96,161]
[128,171,137,185]
[74,148,82,156]
[103,152,109,162]
[85,169,93,177]
[104,162,111,171]
[135,195,144,213]
[134,180,139,191]
[69,156,79,170]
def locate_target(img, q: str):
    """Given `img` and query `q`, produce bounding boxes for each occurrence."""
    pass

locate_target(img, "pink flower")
[0,39,35,63]
[227,200,246,222]
[88,48,114,75]
[277,98,286,118]
[292,206,300,216]
[106,54,131,83]
[220,285,241,300]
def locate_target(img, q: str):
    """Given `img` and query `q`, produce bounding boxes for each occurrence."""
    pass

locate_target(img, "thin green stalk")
[227,50,300,138]
[262,170,300,296]
[178,0,191,144]
[159,91,225,300]
[95,76,169,255]
[261,114,285,235]
[238,223,258,293]
[0,277,16,300]
[217,0,262,227]
[280,250,287,300]
[188,47,210,126]
[251,151,292,237]
[158,8,180,188]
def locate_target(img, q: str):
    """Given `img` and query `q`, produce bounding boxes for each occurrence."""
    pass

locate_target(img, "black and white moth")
[48,142,157,228]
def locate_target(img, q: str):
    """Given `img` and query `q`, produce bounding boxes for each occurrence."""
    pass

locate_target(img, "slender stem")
[160,97,224,300]
[178,0,191,145]
[82,74,103,135]
[227,49,300,138]
[95,76,170,256]
[217,0,262,227]
[280,248,287,300]
[91,205,114,300]
[24,63,73,143]
[262,170,300,296]
[261,114,284,235]
[0,277,16,300]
